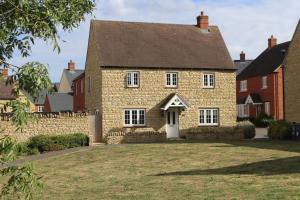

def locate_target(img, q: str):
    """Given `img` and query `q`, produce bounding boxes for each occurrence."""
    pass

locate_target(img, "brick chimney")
[268,35,277,49]
[240,51,246,62]
[1,67,8,79]
[68,60,75,71]
[196,11,209,29]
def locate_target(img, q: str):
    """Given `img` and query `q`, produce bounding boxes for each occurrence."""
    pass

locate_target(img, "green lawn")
[4,140,300,199]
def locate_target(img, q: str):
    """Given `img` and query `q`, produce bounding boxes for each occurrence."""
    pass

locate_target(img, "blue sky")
[10,0,300,82]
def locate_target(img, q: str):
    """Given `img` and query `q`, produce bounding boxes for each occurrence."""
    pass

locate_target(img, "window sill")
[198,124,219,127]
[123,125,147,128]
[261,87,268,90]
[203,86,214,89]
[165,86,178,89]
[126,86,139,88]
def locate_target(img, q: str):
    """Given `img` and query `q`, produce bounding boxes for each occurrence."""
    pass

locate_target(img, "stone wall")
[105,131,167,144]
[0,112,90,143]
[98,68,236,140]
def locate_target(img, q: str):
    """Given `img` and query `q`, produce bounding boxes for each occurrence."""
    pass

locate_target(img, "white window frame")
[237,104,249,118]
[264,102,270,116]
[262,76,268,89]
[126,71,139,87]
[203,73,214,88]
[124,109,146,127]
[199,108,219,126]
[37,106,44,113]
[240,80,247,92]
[165,72,178,87]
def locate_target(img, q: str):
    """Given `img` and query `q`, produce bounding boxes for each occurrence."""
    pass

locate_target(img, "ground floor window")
[237,104,249,118]
[264,102,270,116]
[124,109,146,126]
[199,108,219,126]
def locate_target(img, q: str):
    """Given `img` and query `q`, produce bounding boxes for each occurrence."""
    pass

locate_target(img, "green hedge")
[27,133,89,153]
[268,120,293,140]
[236,121,256,139]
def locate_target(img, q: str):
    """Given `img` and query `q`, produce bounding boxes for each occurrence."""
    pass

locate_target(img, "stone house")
[85,12,236,142]
[284,20,300,123]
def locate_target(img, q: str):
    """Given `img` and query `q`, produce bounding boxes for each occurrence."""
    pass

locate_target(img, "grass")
[3,140,300,199]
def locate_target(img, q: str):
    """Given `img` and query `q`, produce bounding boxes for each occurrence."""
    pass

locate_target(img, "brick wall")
[0,113,90,143]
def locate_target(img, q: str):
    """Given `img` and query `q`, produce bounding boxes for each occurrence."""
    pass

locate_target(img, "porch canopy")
[238,93,263,105]
[160,93,189,111]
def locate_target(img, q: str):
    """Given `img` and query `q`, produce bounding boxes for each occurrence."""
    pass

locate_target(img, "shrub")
[252,112,274,128]
[15,142,30,156]
[28,133,89,153]
[268,120,293,140]
[236,121,256,139]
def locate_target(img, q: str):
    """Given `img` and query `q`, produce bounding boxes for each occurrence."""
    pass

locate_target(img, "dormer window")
[203,73,214,88]
[126,71,139,87]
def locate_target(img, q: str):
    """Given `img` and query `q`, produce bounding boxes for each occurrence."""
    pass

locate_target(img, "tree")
[0,0,96,199]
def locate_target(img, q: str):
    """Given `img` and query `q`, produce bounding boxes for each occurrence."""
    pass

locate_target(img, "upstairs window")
[199,109,219,126]
[166,72,178,87]
[262,76,268,89]
[203,73,214,88]
[126,71,139,87]
[240,80,247,92]
[124,109,146,127]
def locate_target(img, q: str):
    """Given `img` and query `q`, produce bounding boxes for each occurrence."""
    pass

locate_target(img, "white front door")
[166,109,179,138]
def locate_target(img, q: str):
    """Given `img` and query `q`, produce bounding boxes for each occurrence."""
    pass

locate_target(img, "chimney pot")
[1,67,8,79]
[197,11,209,29]
[68,60,75,71]
[240,51,246,62]
[268,35,277,49]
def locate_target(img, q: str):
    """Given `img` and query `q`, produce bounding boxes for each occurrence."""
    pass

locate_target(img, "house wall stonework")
[99,68,236,139]
[0,113,90,143]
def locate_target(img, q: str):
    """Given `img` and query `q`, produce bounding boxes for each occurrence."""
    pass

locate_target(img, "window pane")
[134,73,138,86]
[132,110,138,124]
[206,110,211,123]
[213,109,218,123]
[209,75,214,87]
[125,110,130,125]
[204,75,208,86]
[200,110,205,124]
[167,112,171,124]
[127,73,132,86]
[139,110,145,125]
[166,74,171,85]
[172,73,177,86]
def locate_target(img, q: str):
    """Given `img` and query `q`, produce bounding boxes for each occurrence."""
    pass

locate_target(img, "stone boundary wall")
[105,131,167,144]
[183,127,243,140]
[0,112,90,143]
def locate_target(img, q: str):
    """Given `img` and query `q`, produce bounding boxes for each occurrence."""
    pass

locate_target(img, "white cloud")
[10,0,300,81]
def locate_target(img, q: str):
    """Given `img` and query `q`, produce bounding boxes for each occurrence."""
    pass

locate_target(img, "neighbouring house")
[58,60,84,93]
[284,20,300,123]
[45,60,84,112]
[234,51,253,75]
[72,72,85,112]
[0,68,36,113]
[85,12,236,142]
[236,35,290,120]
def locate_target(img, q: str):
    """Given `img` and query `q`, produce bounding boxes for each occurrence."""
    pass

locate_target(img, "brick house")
[236,35,290,120]
[85,12,236,142]
[284,20,300,123]
[72,72,85,112]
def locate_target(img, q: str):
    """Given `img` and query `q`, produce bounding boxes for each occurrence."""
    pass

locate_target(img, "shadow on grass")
[153,156,300,176]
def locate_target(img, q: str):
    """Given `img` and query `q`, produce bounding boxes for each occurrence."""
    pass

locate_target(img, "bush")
[252,112,274,128]
[28,133,89,153]
[236,121,256,139]
[268,120,293,140]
